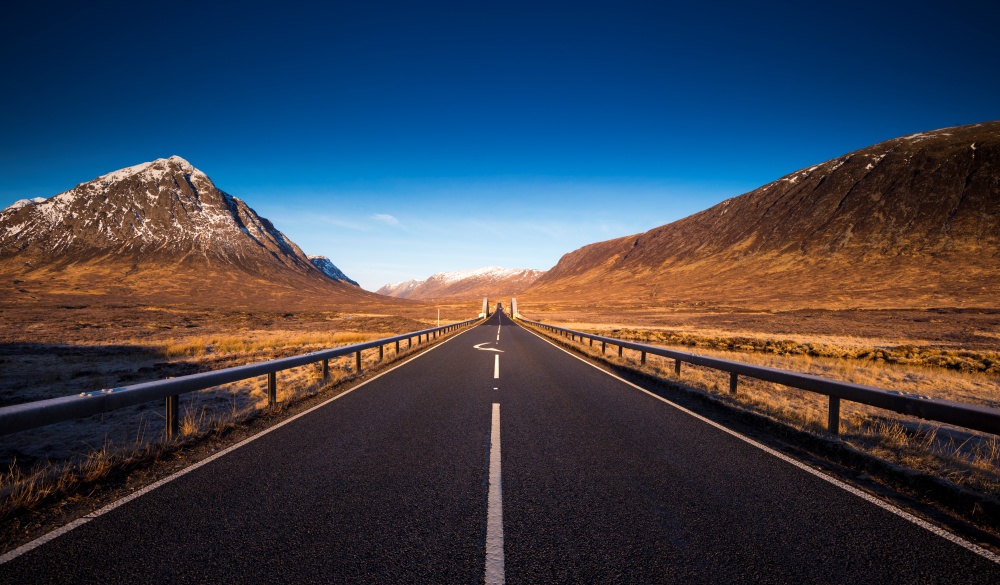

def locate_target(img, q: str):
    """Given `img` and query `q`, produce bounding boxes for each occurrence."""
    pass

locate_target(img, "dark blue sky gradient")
[2,1,997,288]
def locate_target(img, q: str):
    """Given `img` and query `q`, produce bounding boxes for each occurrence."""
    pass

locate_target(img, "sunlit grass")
[161,331,380,358]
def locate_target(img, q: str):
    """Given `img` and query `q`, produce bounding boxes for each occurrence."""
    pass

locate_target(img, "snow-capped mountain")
[376,278,424,298]
[2,156,310,271]
[309,255,358,286]
[377,266,544,300]
[0,156,362,300]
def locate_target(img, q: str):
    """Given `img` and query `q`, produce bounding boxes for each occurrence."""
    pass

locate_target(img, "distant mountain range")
[0,156,365,307]
[525,121,1000,309]
[377,266,543,300]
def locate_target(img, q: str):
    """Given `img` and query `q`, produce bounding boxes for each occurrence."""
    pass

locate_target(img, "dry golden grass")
[523,322,1000,498]
[517,302,1000,353]
[0,440,154,518]
[161,331,381,358]
[609,327,999,374]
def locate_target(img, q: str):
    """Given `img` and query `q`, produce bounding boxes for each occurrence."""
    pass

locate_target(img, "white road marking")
[474,342,504,353]
[523,326,1000,565]
[0,325,478,566]
[497,323,501,342]
[494,354,500,379]
[485,402,505,585]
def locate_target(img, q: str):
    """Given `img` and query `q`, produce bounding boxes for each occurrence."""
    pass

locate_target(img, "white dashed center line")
[485,403,505,585]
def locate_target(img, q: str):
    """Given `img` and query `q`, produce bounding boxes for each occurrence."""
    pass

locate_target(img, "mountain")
[526,122,1000,309]
[0,156,366,307]
[377,266,544,300]
[377,278,424,298]
[309,255,358,286]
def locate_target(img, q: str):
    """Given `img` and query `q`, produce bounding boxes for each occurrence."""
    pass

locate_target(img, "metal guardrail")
[518,317,1000,437]
[0,317,481,438]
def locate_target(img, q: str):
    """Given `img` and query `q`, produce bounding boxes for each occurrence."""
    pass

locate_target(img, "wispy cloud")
[372,213,401,227]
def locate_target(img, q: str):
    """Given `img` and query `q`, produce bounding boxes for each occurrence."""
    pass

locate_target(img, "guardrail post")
[675,359,682,376]
[618,345,623,357]
[829,396,841,435]
[730,372,738,394]
[267,372,277,405]
[641,351,646,364]
[322,359,329,380]
[408,338,412,349]
[396,340,400,354]
[165,395,179,439]
[355,350,362,373]
[589,338,593,347]
[601,341,606,354]
[379,345,384,361]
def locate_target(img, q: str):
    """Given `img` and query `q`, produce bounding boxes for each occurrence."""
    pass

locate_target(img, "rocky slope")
[309,256,358,286]
[377,266,543,300]
[526,121,1000,309]
[0,156,365,307]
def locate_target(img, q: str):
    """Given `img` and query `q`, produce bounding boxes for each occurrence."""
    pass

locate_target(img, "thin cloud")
[372,213,401,227]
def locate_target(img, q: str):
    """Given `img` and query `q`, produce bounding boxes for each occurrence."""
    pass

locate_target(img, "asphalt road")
[2,308,999,583]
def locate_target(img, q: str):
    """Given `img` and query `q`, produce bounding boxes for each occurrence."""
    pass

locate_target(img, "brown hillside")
[526,122,1000,310]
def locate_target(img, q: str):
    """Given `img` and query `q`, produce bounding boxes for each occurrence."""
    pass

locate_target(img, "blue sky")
[2,1,997,290]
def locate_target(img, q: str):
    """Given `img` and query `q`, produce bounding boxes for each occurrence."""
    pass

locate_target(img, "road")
[2,308,999,583]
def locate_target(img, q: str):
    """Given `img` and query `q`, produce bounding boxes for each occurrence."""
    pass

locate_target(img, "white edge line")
[522,325,1000,565]
[485,402,505,585]
[0,323,479,566]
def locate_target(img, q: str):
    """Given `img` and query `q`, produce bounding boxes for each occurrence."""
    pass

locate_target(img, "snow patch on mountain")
[308,255,359,286]
[433,266,537,284]
[376,266,544,299]
[97,155,204,185]
[376,279,423,297]
[3,197,47,212]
